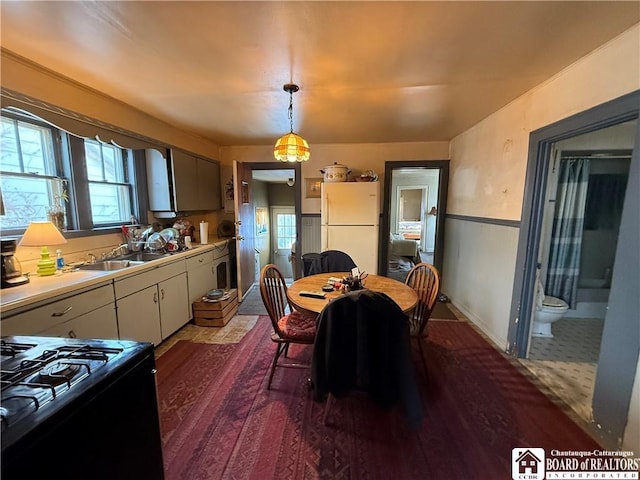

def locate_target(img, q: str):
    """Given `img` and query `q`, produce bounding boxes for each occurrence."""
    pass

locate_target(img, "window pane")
[102,145,118,182]
[1,118,53,175]
[84,141,103,181]
[0,175,52,228]
[0,118,20,172]
[276,213,296,249]
[18,124,49,174]
[88,183,131,224]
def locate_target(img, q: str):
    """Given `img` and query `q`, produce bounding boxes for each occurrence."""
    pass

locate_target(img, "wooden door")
[233,160,256,300]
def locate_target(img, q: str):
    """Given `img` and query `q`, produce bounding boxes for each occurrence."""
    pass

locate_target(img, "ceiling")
[1,2,638,147]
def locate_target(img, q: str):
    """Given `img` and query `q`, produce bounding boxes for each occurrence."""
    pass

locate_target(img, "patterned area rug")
[156,316,599,479]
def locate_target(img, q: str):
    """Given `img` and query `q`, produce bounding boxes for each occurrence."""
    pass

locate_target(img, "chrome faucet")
[104,244,129,259]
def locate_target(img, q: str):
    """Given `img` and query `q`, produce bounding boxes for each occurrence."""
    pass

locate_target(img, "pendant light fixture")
[274,83,310,162]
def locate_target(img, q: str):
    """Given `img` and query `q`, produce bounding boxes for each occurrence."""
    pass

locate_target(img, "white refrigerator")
[321,181,380,274]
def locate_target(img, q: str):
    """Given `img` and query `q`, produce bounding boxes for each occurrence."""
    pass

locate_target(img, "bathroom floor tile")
[521,317,603,425]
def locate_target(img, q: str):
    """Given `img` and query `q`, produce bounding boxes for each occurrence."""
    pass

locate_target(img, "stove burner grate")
[0,341,36,358]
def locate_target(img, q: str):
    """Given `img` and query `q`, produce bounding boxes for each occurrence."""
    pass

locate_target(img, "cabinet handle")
[153,292,158,304]
[161,288,165,300]
[198,258,204,263]
[68,330,77,338]
[52,306,73,317]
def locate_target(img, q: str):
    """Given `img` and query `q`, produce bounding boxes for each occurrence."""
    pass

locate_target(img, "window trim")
[1,109,149,237]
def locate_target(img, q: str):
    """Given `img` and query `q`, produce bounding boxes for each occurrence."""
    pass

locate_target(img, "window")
[0,110,141,234]
[83,139,132,225]
[0,116,60,229]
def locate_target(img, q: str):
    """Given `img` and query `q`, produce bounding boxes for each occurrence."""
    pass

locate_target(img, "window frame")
[0,109,147,237]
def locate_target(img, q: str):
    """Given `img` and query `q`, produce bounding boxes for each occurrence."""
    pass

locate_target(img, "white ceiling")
[1,2,638,147]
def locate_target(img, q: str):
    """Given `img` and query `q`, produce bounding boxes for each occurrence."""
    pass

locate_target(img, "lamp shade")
[274,132,310,163]
[19,221,67,276]
[19,221,68,247]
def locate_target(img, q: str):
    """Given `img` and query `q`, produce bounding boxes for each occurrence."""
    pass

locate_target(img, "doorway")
[233,161,302,300]
[508,90,639,448]
[381,160,449,280]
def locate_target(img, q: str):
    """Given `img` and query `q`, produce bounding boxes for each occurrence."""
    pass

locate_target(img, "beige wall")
[220,142,449,213]
[1,50,221,160]
[1,50,231,269]
[445,24,639,452]
[448,26,640,221]
[445,24,639,343]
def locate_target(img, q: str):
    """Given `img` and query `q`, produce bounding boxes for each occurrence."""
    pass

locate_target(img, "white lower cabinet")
[116,285,163,346]
[158,273,190,339]
[40,303,119,339]
[186,250,215,307]
[115,261,190,345]
[1,283,118,339]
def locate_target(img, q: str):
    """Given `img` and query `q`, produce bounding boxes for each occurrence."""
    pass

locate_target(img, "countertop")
[0,239,231,316]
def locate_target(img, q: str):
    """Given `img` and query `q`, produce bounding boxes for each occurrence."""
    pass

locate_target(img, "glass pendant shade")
[274,132,310,163]
[274,83,310,162]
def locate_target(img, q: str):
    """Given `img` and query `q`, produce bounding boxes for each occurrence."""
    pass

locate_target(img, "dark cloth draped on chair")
[311,289,423,427]
[308,250,357,275]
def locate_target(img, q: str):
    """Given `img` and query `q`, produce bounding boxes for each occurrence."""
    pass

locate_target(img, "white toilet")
[532,281,569,338]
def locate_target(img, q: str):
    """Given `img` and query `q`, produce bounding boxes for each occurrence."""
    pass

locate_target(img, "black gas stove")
[1,336,164,480]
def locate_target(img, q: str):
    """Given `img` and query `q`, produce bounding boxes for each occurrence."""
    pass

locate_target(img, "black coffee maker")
[1,238,30,288]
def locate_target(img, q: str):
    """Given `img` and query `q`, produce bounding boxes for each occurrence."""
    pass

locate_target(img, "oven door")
[1,348,164,480]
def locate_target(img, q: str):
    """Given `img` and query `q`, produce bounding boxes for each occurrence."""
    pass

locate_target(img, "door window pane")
[276,213,296,249]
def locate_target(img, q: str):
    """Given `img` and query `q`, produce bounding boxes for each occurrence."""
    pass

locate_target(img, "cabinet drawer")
[39,303,119,340]
[114,260,186,299]
[186,251,214,270]
[1,284,115,336]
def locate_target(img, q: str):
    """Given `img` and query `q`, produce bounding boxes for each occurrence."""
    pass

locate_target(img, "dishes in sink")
[159,228,179,242]
[146,232,166,251]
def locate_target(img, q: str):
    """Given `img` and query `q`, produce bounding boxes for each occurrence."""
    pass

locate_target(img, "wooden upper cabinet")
[146,148,221,213]
[198,157,221,211]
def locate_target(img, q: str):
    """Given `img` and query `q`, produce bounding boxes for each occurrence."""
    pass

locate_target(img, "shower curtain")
[546,158,590,308]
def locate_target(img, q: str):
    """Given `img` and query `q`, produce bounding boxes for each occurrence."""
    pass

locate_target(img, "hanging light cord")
[288,91,294,133]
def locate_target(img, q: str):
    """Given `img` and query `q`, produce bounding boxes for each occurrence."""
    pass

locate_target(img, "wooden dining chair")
[259,264,317,389]
[404,262,440,376]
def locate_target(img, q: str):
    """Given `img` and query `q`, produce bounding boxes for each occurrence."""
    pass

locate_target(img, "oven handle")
[51,306,73,317]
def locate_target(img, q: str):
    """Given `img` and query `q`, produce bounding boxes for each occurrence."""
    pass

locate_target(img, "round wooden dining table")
[287,272,418,317]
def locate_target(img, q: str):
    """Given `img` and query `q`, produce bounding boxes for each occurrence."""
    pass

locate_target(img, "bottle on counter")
[56,249,65,271]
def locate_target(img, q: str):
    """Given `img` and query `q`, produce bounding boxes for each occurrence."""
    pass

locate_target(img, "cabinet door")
[198,158,221,210]
[159,273,190,340]
[146,148,173,211]
[40,303,119,340]
[187,256,215,305]
[172,150,199,211]
[117,286,162,346]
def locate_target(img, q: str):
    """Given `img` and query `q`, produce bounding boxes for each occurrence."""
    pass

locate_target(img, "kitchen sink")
[120,252,172,262]
[77,260,145,271]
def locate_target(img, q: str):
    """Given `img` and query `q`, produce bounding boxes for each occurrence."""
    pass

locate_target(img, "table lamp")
[19,221,68,276]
